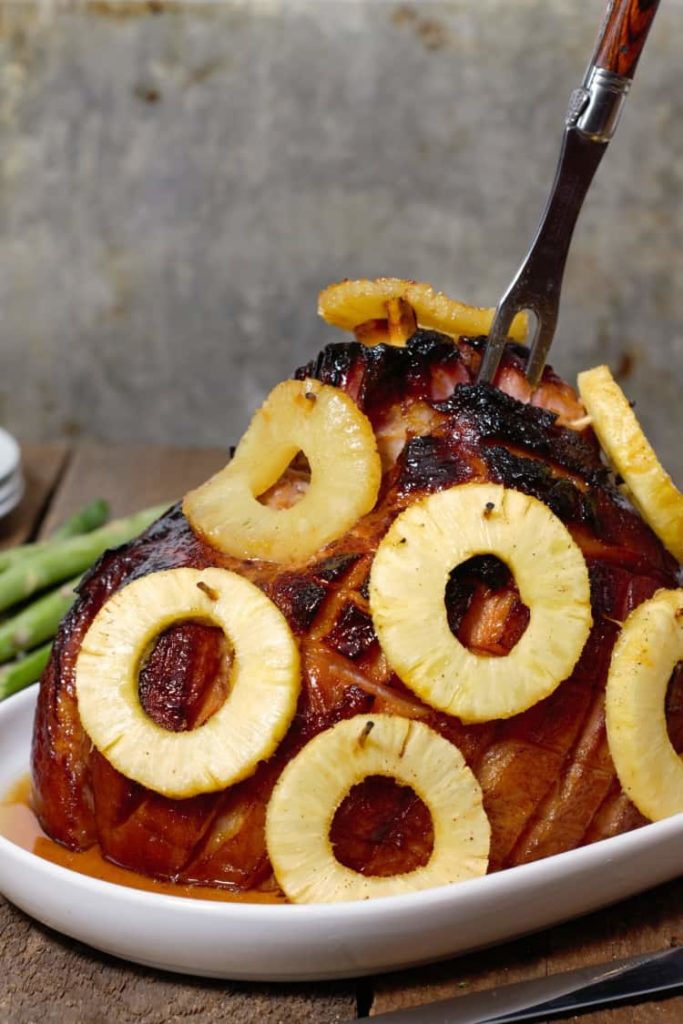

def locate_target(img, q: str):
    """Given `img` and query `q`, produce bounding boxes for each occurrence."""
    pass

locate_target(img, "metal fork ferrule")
[568,66,631,143]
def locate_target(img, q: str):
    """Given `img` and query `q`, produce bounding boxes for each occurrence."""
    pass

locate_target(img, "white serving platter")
[0,428,20,483]
[1,685,682,982]
[0,428,23,519]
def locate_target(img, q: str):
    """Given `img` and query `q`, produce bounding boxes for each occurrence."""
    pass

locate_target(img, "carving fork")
[478,0,661,389]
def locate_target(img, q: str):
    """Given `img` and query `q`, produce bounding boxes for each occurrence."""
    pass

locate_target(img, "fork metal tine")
[525,311,558,389]
[477,300,516,384]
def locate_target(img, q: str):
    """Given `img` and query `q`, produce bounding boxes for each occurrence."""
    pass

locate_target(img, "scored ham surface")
[32,332,681,891]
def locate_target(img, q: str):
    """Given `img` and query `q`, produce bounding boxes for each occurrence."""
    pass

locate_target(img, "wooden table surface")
[2,441,683,1024]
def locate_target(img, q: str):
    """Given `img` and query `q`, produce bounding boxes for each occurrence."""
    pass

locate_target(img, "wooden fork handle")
[591,0,661,79]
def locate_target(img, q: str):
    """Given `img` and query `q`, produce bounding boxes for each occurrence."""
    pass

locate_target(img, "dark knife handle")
[591,0,661,79]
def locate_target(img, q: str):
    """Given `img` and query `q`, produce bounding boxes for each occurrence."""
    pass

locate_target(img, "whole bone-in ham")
[32,332,681,891]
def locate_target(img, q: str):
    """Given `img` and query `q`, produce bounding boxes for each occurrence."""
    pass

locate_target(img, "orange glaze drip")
[0,776,285,905]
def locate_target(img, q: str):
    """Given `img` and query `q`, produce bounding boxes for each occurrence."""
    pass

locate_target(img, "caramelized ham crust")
[32,333,681,890]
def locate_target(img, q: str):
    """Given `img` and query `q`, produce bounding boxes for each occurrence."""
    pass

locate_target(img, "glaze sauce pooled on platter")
[0,776,284,904]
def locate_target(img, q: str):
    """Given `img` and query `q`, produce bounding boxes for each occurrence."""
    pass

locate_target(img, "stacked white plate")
[0,428,24,520]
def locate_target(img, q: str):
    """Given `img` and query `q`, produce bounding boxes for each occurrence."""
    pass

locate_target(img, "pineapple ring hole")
[370,482,592,723]
[183,378,382,564]
[256,452,311,509]
[138,620,234,733]
[75,567,301,799]
[330,774,435,876]
[445,555,530,658]
[265,714,490,903]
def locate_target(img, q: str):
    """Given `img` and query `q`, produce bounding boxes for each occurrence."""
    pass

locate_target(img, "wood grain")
[0,903,356,1024]
[38,442,230,535]
[591,0,660,78]
[370,875,683,1020]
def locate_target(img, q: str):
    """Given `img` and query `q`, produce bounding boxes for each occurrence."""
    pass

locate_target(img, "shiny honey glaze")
[0,776,284,904]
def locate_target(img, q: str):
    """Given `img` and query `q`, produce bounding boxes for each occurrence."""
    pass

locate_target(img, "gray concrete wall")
[0,0,681,480]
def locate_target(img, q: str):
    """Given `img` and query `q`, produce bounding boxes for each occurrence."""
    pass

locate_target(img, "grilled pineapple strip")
[605,588,683,821]
[318,278,527,346]
[578,365,683,563]
[370,483,592,723]
[75,567,300,799]
[184,379,381,564]
[266,714,489,903]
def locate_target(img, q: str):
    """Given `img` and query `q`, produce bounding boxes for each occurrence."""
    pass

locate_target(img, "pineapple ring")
[183,378,382,564]
[605,588,683,821]
[75,567,300,799]
[265,714,490,903]
[369,483,592,723]
[318,278,527,346]
[578,365,683,563]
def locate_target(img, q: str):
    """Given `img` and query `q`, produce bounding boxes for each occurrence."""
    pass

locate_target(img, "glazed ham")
[32,332,681,891]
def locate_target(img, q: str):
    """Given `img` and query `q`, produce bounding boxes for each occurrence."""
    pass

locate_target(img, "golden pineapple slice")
[318,278,527,346]
[578,365,683,563]
[605,588,683,821]
[265,714,489,903]
[369,482,592,723]
[183,378,381,564]
[75,567,300,799]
